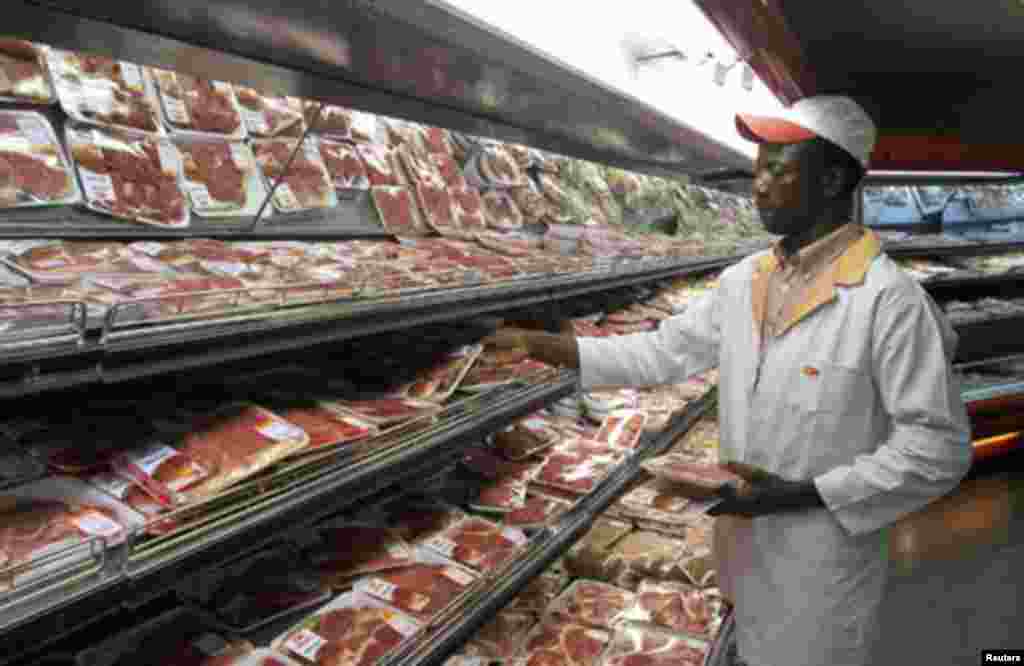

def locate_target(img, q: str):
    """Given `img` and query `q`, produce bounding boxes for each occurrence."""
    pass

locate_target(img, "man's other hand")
[708,463,824,517]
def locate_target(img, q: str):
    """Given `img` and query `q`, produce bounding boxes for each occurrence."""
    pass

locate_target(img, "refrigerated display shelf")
[0,373,578,665]
[946,313,1024,364]
[0,258,731,397]
[390,389,717,666]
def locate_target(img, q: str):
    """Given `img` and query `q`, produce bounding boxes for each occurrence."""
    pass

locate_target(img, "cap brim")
[736,113,817,145]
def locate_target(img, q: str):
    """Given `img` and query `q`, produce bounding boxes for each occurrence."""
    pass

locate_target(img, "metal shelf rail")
[0,372,578,665]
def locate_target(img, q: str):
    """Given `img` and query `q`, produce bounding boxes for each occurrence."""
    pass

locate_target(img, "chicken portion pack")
[0,111,79,209]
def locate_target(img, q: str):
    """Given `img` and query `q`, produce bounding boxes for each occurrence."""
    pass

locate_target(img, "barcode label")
[386,614,420,638]
[229,143,250,169]
[123,443,179,477]
[284,629,326,662]
[364,577,397,602]
[257,417,305,442]
[274,182,301,211]
[80,170,116,203]
[442,567,475,586]
[119,63,144,90]
[241,107,269,134]
[424,536,457,558]
[163,94,190,125]
[72,510,123,538]
[189,184,213,210]
[16,117,51,146]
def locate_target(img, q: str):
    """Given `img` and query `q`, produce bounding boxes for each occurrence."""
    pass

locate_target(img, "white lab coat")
[578,247,972,666]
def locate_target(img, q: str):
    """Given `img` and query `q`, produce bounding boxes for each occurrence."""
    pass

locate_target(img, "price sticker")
[364,577,398,602]
[162,94,190,125]
[189,184,214,210]
[15,117,52,146]
[256,416,306,442]
[442,566,475,587]
[241,107,269,135]
[122,443,179,477]
[424,536,457,559]
[284,629,326,662]
[303,140,321,164]
[119,63,144,90]
[274,182,301,211]
[80,170,116,204]
[72,510,123,539]
[386,614,420,638]
[229,143,250,170]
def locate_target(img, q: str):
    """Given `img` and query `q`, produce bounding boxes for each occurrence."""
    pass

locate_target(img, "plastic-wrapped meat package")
[402,345,482,402]
[494,417,562,461]
[354,560,478,621]
[273,593,421,666]
[88,275,250,322]
[275,402,375,455]
[515,620,611,666]
[0,111,79,209]
[612,478,697,527]
[482,190,524,232]
[357,144,403,187]
[471,476,528,514]
[532,440,625,496]
[477,146,525,187]
[318,139,370,191]
[328,397,441,427]
[503,493,573,530]
[548,580,636,630]
[507,570,569,614]
[668,419,720,461]
[305,523,415,589]
[175,403,310,503]
[473,231,538,259]
[625,580,728,641]
[0,40,53,103]
[639,456,740,501]
[179,545,331,632]
[463,610,536,660]
[421,516,528,573]
[461,359,554,391]
[414,181,462,236]
[234,87,305,138]
[396,142,444,188]
[450,187,487,231]
[176,139,267,218]
[151,70,245,137]
[432,152,467,189]
[371,186,429,236]
[302,103,357,140]
[47,49,160,133]
[601,532,692,590]
[461,447,537,482]
[85,471,167,519]
[593,411,647,451]
[66,127,189,227]
[252,139,337,214]
[599,624,709,666]
[112,441,211,507]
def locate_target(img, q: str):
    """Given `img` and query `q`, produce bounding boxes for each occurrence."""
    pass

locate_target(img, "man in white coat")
[484,95,973,666]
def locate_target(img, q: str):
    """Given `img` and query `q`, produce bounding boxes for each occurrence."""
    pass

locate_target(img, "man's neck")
[780,204,852,257]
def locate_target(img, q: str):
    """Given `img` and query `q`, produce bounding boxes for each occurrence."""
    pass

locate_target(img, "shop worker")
[485,95,972,666]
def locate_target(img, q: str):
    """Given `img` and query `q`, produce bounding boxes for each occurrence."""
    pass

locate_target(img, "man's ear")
[822,164,846,200]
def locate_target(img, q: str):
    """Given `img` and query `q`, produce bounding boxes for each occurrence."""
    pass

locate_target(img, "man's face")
[753,142,824,237]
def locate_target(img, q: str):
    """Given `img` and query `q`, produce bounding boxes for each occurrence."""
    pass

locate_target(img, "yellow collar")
[752,227,882,336]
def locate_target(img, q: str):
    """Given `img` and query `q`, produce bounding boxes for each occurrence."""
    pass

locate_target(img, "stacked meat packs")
[516,620,611,666]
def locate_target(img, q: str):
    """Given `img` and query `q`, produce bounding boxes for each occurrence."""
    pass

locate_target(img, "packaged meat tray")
[463,610,537,660]
[317,139,370,192]
[451,187,488,231]
[460,359,554,392]
[151,69,246,138]
[66,126,189,227]
[252,139,338,214]
[0,40,55,104]
[503,492,574,531]
[235,87,305,138]
[353,554,479,622]
[600,531,692,590]
[175,403,310,503]
[414,181,463,236]
[594,411,647,451]
[84,471,167,520]
[624,580,728,641]
[470,476,528,514]
[178,544,331,633]
[462,447,538,482]
[175,138,267,219]
[267,400,376,457]
[547,580,636,630]
[112,440,211,508]
[612,479,696,527]
[507,570,570,614]
[420,516,528,573]
[304,104,377,142]
[598,623,709,666]
[0,476,146,592]
[639,457,741,500]
[0,111,80,209]
[494,417,562,461]
[357,143,403,187]
[305,522,415,589]
[481,190,524,231]
[370,186,429,236]
[514,620,611,666]
[47,49,161,134]
[78,607,258,666]
[531,442,625,496]
[272,592,422,666]
[401,344,483,402]
[327,397,441,427]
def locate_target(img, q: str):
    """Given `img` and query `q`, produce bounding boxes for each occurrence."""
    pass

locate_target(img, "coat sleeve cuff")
[813,469,886,536]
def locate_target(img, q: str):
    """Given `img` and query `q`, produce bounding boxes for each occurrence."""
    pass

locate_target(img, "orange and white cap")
[736,95,877,169]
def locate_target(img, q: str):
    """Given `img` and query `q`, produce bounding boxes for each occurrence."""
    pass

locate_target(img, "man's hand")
[481,326,581,370]
[708,462,824,517]
[481,326,529,352]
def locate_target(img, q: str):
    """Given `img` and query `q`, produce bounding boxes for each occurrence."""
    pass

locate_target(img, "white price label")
[132,242,165,257]
[241,107,269,135]
[119,63,144,90]
[163,94,191,125]
[364,577,398,602]
[386,614,420,638]
[502,527,528,545]
[442,567,475,587]
[229,143,250,169]
[193,634,229,657]
[80,170,116,203]
[189,183,214,210]
[284,629,326,662]
[72,510,123,539]
[122,442,178,477]
[15,117,52,146]
[303,140,321,163]
[257,417,305,442]
[79,88,113,116]
[156,142,179,171]
[424,536,457,558]
[274,182,301,211]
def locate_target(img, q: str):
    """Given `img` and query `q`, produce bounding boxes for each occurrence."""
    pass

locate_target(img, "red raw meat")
[423,517,525,572]
[462,359,551,388]
[521,621,610,666]
[330,397,439,426]
[253,140,332,210]
[318,140,369,190]
[275,404,374,452]
[414,181,458,233]
[155,72,241,134]
[0,148,73,204]
[385,505,466,543]
[235,87,305,138]
[371,186,424,236]
[550,581,635,630]
[504,493,572,528]
[431,153,467,189]
[473,477,527,512]
[473,231,533,258]
[179,141,247,206]
[494,417,561,460]
[357,144,401,187]
[633,580,728,640]
[601,625,709,666]
[308,524,414,586]
[358,563,477,621]
[450,187,487,231]
[282,606,415,666]
[594,412,647,450]
[422,127,453,157]
[640,456,741,495]
[0,499,125,575]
